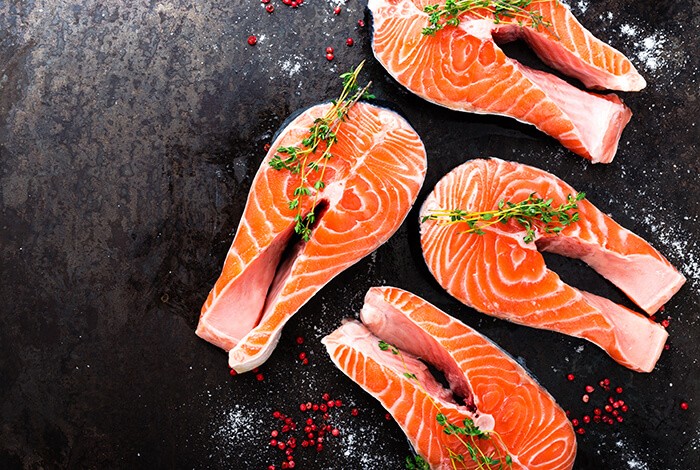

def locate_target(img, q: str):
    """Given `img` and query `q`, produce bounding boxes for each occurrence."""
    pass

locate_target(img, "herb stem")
[269,61,373,240]
[422,192,585,244]
[381,341,512,469]
[422,0,556,37]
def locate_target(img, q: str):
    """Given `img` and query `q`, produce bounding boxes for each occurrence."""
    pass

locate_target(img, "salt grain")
[335,411,401,467]
[627,459,649,470]
[620,24,638,37]
[636,33,667,71]
[278,56,304,77]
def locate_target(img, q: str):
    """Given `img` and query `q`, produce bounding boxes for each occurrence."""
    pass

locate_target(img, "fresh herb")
[422,0,554,36]
[379,341,513,469]
[405,454,431,470]
[422,192,585,243]
[269,61,374,241]
[379,340,400,355]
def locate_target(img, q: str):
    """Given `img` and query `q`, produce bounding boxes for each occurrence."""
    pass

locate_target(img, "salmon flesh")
[420,159,685,372]
[323,286,577,469]
[368,0,645,163]
[197,102,427,372]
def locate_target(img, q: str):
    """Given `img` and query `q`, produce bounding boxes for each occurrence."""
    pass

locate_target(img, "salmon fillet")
[368,0,645,163]
[323,286,576,470]
[420,159,685,372]
[197,102,427,372]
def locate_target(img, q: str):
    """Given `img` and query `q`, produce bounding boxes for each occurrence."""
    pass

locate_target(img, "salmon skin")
[368,0,645,163]
[196,102,427,373]
[420,159,685,373]
[323,286,576,470]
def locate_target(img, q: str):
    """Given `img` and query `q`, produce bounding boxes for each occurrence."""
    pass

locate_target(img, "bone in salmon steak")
[420,159,685,373]
[196,101,427,373]
[368,0,645,163]
[323,286,576,470]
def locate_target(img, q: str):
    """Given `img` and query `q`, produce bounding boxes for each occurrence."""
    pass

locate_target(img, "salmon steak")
[420,159,686,372]
[323,286,576,469]
[368,0,645,163]
[196,101,427,372]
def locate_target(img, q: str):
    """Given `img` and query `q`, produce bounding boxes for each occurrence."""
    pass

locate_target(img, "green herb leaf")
[271,61,373,240]
[422,192,585,243]
[422,0,555,37]
[405,454,430,470]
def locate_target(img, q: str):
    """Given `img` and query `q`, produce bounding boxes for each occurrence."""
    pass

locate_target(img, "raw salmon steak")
[420,159,686,372]
[196,102,427,372]
[323,286,576,469]
[368,0,646,163]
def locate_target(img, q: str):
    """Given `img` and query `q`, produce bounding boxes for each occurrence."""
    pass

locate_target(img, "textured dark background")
[1,1,698,468]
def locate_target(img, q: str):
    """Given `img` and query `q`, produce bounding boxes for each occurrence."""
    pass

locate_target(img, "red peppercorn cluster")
[265,393,349,469]
[254,0,361,62]
[230,366,265,380]
[565,376,630,435]
[295,336,310,365]
[262,0,304,11]
[649,310,671,329]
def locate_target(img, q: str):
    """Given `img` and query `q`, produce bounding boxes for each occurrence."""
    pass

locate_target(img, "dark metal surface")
[1,1,698,468]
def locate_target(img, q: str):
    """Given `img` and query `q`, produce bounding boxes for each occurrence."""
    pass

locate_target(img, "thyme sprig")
[378,341,513,469]
[422,0,554,36]
[405,455,431,469]
[269,61,374,241]
[422,192,585,243]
